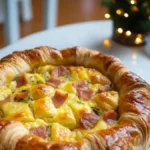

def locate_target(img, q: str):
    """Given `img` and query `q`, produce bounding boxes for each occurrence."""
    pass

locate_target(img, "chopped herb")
[48,126,51,140]
[77,100,83,104]
[0,110,4,117]
[22,90,28,92]
[37,81,40,84]
[64,75,71,81]
[92,107,100,116]
[29,76,34,82]
[15,97,24,102]
[87,80,91,84]
[28,96,33,101]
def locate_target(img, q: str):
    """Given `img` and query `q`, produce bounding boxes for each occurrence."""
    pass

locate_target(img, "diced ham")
[78,89,95,100]
[0,96,12,105]
[73,81,88,90]
[103,110,118,124]
[73,81,94,100]
[30,125,49,139]
[52,91,68,108]
[99,84,112,93]
[15,92,29,101]
[16,74,28,88]
[46,77,62,88]
[79,112,100,129]
[51,66,69,77]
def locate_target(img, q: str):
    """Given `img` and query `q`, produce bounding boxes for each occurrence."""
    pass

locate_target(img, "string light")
[137,34,143,38]
[117,28,123,34]
[124,13,129,18]
[130,0,136,5]
[135,37,143,45]
[131,6,139,12]
[103,39,112,48]
[125,30,132,36]
[116,9,122,15]
[104,13,111,19]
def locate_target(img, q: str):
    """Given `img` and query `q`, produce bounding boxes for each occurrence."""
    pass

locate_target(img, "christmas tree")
[102,0,150,45]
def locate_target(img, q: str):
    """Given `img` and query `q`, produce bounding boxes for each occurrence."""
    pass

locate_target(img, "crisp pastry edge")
[0,46,149,150]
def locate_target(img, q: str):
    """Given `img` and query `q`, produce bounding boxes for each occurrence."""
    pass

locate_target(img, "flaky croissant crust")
[0,46,150,150]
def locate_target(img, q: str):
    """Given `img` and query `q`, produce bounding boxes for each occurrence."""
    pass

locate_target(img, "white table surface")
[0,20,150,84]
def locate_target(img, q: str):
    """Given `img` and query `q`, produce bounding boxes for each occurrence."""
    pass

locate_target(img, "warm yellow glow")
[116,9,122,15]
[131,6,139,12]
[124,13,129,18]
[137,34,143,38]
[135,37,143,45]
[149,16,150,20]
[132,53,137,66]
[104,13,111,19]
[130,0,135,5]
[125,30,132,36]
[143,2,148,7]
[132,53,137,60]
[103,39,112,48]
[117,28,123,34]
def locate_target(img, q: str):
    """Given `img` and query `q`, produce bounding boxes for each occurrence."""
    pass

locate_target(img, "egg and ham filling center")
[0,65,119,142]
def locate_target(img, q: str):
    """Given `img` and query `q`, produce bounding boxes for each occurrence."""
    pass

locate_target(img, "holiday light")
[135,37,143,45]
[130,0,136,5]
[117,28,123,34]
[125,30,132,36]
[102,0,149,46]
[137,34,143,38]
[104,13,111,19]
[103,39,112,48]
[124,13,129,18]
[131,6,139,12]
[116,9,122,15]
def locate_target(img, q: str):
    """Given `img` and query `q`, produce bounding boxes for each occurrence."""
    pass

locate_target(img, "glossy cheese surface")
[0,65,119,142]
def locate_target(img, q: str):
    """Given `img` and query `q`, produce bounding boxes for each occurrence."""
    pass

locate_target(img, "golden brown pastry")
[0,46,149,150]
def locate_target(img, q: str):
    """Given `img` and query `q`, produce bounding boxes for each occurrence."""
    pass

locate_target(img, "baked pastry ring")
[0,46,149,150]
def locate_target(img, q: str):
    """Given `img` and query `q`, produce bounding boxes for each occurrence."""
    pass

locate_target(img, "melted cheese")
[93,91,119,110]
[36,65,55,73]
[0,64,119,143]
[31,84,54,100]
[0,102,34,121]
[59,81,76,94]
[51,123,76,142]
[23,119,47,130]
[25,73,45,85]
[0,87,11,101]
[30,98,57,122]
[55,104,76,129]
[70,102,92,125]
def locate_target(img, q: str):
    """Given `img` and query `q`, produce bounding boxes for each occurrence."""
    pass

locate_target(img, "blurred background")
[0,0,107,48]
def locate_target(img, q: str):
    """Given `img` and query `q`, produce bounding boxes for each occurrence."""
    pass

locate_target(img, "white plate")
[0,21,150,84]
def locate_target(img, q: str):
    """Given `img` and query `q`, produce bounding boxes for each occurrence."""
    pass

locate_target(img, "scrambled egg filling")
[0,65,119,142]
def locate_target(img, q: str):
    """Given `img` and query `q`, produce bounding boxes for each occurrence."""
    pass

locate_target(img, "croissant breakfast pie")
[0,46,149,150]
